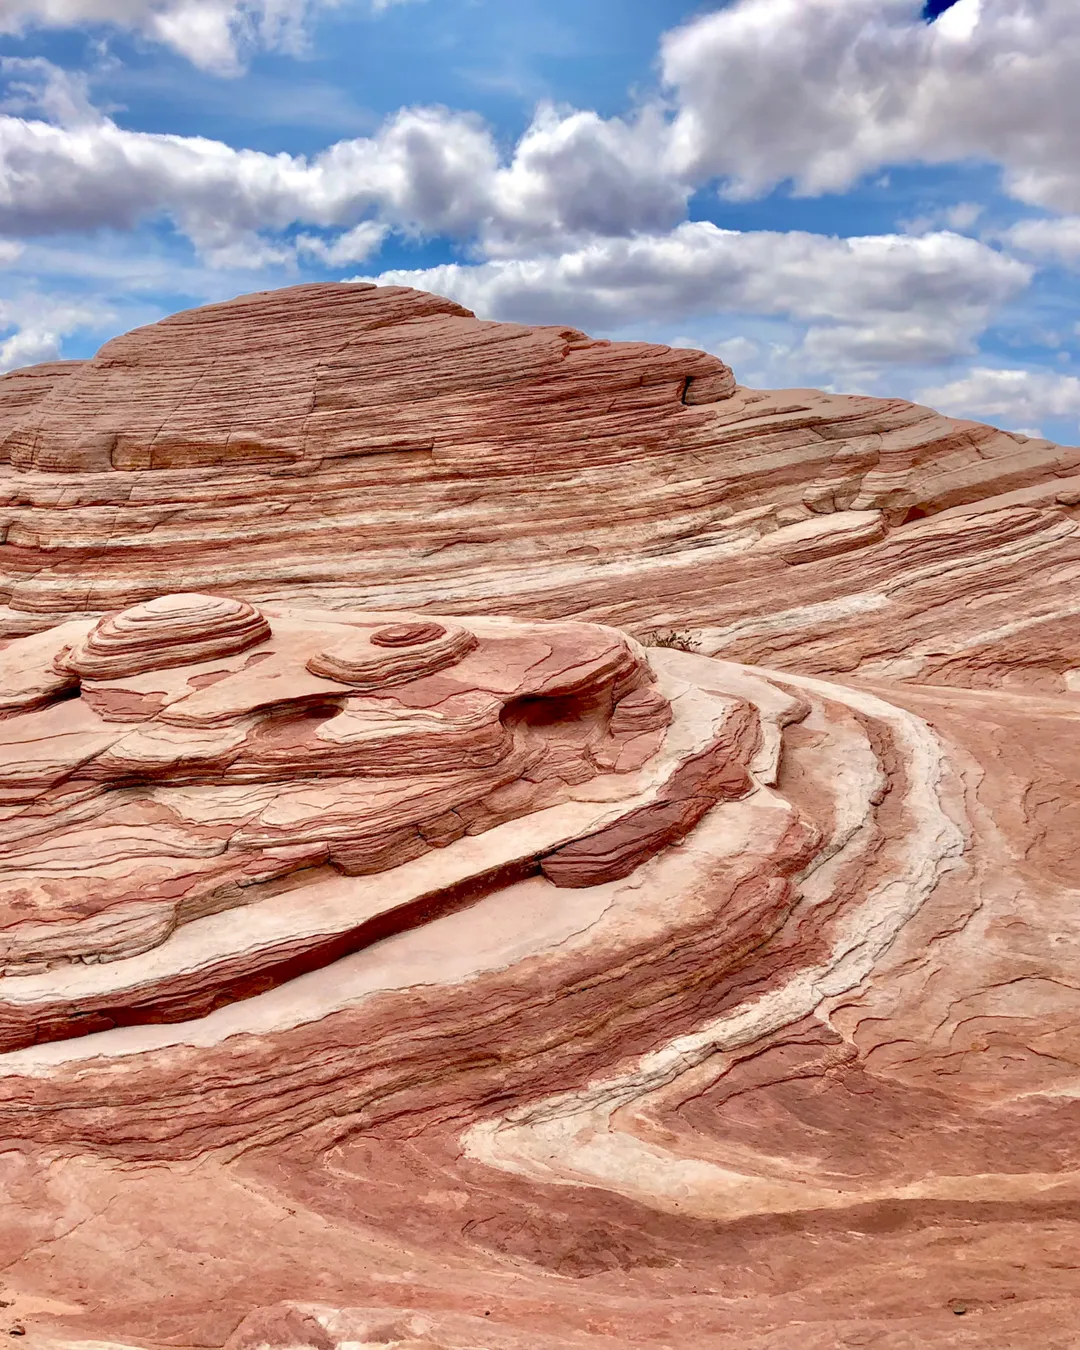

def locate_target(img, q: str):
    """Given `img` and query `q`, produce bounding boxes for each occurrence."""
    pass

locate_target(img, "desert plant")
[643,629,700,653]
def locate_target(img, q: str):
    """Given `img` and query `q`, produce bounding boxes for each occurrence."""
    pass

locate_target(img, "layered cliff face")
[1,286,1079,1350]
[3,282,1080,689]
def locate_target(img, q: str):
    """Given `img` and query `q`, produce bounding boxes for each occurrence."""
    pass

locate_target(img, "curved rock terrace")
[0,284,1078,1350]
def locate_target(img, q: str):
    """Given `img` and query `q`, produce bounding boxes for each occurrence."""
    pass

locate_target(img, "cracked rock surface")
[0,284,1078,1350]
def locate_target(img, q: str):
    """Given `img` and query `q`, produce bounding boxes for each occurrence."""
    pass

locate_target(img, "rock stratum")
[0,285,1078,1350]
[4,281,1080,692]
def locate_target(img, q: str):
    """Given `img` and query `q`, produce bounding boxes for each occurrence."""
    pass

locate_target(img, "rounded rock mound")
[58,593,272,680]
[307,621,477,690]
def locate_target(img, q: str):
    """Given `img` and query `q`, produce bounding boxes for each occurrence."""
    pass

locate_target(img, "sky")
[2,0,1080,442]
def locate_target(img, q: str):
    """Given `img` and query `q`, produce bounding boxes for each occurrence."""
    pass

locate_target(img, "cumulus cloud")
[0,0,428,73]
[901,201,984,236]
[484,104,688,255]
[0,0,327,73]
[0,293,103,371]
[920,365,1080,430]
[0,3,1066,389]
[0,82,693,265]
[369,223,1030,372]
[662,0,1080,213]
[295,219,388,265]
[0,323,61,367]
[0,102,497,248]
[1004,216,1080,266]
[0,56,102,127]
[3,0,1075,222]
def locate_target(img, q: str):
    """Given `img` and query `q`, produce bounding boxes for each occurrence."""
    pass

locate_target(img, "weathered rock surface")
[3,282,1080,694]
[0,285,1079,1350]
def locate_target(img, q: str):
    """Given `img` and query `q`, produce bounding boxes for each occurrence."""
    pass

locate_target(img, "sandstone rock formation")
[1,286,1079,1350]
[0,594,723,1045]
[3,282,1080,693]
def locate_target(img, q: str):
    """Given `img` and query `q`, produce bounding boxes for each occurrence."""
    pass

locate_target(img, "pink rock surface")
[1,282,1079,696]
[0,285,1078,1350]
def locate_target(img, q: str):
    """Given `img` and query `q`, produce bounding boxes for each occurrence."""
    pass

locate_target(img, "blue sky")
[3,0,1080,442]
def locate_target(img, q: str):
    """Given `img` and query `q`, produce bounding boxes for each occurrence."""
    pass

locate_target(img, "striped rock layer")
[0,286,1078,1350]
[2,282,1080,691]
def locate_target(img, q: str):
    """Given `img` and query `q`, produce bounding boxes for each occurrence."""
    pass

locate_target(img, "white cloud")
[368,222,1030,373]
[0,292,104,371]
[0,1,1068,393]
[0,0,325,74]
[0,0,426,73]
[662,0,1080,213]
[902,200,985,236]
[1004,216,1080,266]
[0,101,498,248]
[0,323,61,368]
[946,201,985,231]
[296,219,388,265]
[0,84,696,266]
[2,0,1078,244]
[0,56,102,127]
[920,366,1080,429]
[484,104,687,255]
[706,334,762,371]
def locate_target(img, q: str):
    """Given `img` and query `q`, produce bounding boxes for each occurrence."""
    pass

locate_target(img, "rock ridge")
[0,283,1077,695]
[0,285,1078,1350]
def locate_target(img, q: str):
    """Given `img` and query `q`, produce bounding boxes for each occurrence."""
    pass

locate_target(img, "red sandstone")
[0,286,1076,1350]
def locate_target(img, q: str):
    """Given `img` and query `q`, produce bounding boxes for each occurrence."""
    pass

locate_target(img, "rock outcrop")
[0,596,738,1045]
[0,286,1079,1350]
[3,282,1080,692]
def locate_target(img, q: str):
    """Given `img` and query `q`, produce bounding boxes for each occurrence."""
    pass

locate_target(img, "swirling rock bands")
[0,286,1077,1350]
